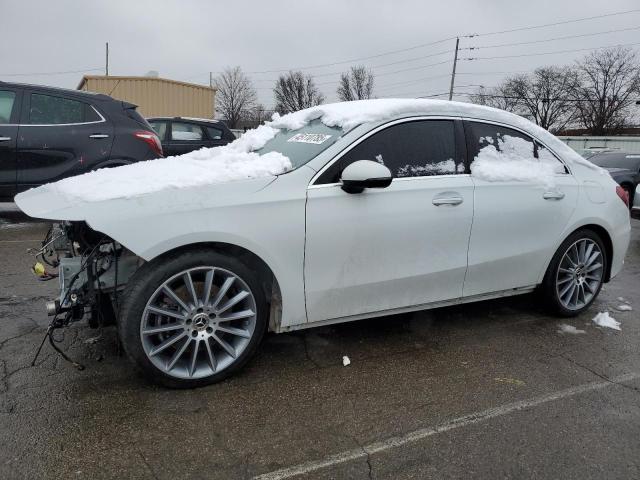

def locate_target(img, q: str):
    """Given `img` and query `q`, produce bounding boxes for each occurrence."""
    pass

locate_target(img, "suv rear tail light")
[616,185,629,208]
[134,131,163,157]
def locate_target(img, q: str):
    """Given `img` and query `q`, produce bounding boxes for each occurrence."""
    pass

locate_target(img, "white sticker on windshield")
[287,133,332,144]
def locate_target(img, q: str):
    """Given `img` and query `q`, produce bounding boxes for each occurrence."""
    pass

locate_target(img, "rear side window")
[316,120,459,184]
[149,121,168,141]
[28,93,99,125]
[206,126,223,140]
[172,122,204,141]
[466,121,566,173]
[0,90,16,124]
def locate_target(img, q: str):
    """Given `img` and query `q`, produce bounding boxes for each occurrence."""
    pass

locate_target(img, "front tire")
[118,249,267,388]
[542,229,607,317]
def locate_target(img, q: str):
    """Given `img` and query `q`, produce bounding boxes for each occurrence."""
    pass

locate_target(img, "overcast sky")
[2,0,640,109]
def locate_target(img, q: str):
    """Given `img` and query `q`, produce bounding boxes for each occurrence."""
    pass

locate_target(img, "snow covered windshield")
[255,120,341,169]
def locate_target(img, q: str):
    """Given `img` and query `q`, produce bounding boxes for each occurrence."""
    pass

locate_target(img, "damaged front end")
[32,222,143,328]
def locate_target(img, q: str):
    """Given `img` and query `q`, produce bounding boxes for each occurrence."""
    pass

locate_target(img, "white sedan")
[16,99,631,388]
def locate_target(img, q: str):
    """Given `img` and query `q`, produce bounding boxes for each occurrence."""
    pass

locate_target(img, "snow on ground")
[342,356,351,367]
[616,304,633,311]
[592,311,621,330]
[558,324,586,335]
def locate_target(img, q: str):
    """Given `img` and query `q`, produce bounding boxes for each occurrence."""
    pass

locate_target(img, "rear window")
[591,153,640,171]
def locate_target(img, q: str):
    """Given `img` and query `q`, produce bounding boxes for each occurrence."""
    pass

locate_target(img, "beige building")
[77,75,216,118]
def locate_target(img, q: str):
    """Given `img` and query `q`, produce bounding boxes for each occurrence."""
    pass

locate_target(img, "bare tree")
[468,84,520,112]
[571,47,640,135]
[274,71,325,114]
[247,103,270,125]
[337,65,375,101]
[506,67,580,132]
[214,66,257,129]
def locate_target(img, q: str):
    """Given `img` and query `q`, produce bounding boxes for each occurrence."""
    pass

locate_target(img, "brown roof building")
[77,75,215,118]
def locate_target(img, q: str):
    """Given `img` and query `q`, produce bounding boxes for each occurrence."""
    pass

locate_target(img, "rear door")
[0,88,22,199]
[16,91,114,191]
[462,119,578,297]
[163,120,206,156]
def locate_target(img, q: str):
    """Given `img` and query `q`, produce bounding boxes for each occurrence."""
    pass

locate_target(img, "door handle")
[432,193,464,206]
[89,134,109,139]
[543,190,565,200]
[0,136,11,142]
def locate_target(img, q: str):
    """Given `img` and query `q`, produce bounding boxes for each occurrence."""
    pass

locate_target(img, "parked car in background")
[16,99,631,388]
[632,185,640,220]
[0,82,162,202]
[589,151,640,204]
[147,117,235,156]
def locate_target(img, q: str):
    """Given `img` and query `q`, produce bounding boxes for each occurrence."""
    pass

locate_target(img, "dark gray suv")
[0,81,163,201]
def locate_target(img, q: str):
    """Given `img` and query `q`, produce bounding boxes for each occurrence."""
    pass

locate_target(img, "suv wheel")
[542,229,607,317]
[119,249,267,388]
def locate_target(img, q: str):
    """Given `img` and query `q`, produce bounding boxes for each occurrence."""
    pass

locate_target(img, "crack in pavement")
[560,354,640,395]
[136,449,159,480]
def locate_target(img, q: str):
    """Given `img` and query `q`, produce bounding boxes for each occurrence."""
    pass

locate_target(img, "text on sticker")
[287,133,332,144]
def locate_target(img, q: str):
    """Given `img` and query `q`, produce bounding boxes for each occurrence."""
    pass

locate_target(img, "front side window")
[467,121,566,173]
[28,94,93,124]
[171,122,204,141]
[316,120,459,184]
[0,90,16,124]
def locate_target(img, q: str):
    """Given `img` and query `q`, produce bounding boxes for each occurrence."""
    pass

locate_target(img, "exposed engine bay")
[31,222,143,329]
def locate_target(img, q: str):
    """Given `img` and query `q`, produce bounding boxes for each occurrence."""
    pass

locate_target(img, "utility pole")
[105,42,109,76]
[209,71,213,87]
[448,37,459,101]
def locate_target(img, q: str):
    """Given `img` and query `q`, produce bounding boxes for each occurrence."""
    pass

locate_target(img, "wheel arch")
[144,241,283,331]
[560,223,614,282]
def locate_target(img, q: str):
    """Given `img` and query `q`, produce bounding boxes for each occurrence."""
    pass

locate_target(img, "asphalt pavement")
[1,203,639,479]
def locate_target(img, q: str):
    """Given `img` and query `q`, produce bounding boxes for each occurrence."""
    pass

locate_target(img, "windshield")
[255,120,342,169]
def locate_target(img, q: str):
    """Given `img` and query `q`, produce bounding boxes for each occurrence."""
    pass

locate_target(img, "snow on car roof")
[15,99,602,205]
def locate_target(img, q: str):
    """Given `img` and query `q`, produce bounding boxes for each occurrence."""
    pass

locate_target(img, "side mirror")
[340,160,393,194]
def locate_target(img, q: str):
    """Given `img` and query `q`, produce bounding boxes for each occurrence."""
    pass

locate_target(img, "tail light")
[134,131,163,157]
[616,185,629,208]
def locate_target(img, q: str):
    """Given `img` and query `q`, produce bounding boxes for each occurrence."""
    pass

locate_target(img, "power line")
[229,37,457,75]
[463,25,640,50]
[0,67,103,77]
[464,8,640,38]
[462,41,640,61]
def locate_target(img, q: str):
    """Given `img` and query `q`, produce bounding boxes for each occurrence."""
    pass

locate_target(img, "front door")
[304,118,474,323]
[16,91,113,192]
[0,88,21,200]
[462,120,579,297]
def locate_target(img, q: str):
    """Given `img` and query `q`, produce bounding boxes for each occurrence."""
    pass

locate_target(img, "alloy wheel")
[140,266,257,379]
[555,238,604,311]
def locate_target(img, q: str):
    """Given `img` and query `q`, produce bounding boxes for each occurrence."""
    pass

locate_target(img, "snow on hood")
[15,99,605,211]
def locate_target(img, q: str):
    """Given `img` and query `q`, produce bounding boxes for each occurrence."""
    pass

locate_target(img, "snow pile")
[616,304,633,312]
[342,355,351,367]
[471,135,564,187]
[44,124,288,202]
[592,311,621,330]
[558,324,586,335]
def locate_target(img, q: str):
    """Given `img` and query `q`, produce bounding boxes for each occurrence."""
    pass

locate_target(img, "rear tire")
[542,229,607,317]
[118,248,267,388]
